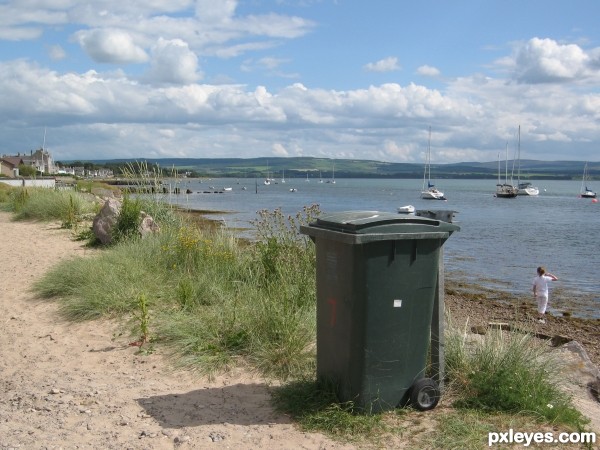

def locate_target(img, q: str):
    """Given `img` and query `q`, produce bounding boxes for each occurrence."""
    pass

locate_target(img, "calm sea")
[163,177,599,318]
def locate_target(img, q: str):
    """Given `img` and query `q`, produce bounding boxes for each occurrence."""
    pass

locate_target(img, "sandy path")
[0,212,356,450]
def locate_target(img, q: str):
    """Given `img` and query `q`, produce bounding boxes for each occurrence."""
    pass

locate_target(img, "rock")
[470,325,487,335]
[209,431,225,442]
[92,198,122,244]
[550,335,572,347]
[139,212,160,238]
[553,340,600,430]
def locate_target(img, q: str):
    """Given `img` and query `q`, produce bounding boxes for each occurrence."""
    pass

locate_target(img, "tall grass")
[33,201,320,380]
[444,319,588,429]
[0,182,15,207]
[5,186,97,228]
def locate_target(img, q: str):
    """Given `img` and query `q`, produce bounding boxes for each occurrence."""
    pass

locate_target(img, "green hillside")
[76,157,598,180]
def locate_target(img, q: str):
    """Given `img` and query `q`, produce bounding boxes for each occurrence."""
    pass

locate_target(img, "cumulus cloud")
[364,57,400,72]
[417,65,440,77]
[512,37,596,83]
[146,38,202,84]
[76,28,148,64]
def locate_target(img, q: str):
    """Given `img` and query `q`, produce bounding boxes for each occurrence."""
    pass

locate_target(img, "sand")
[1,211,598,449]
[0,212,357,449]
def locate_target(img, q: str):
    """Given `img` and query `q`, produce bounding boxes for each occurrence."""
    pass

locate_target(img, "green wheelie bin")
[300,211,459,413]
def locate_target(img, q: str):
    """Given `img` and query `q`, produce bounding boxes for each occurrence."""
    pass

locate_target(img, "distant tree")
[18,164,37,177]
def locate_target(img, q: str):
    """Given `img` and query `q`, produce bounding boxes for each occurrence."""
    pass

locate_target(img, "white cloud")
[1,2,600,163]
[417,65,440,77]
[75,28,148,64]
[512,37,597,84]
[3,53,600,163]
[364,57,400,73]
[146,38,202,85]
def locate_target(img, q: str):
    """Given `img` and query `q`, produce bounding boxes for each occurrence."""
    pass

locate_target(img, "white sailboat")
[281,169,286,184]
[264,162,271,185]
[515,125,539,196]
[580,162,596,198]
[420,127,445,200]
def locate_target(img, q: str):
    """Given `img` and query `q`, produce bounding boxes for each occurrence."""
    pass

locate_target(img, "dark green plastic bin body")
[300,211,459,412]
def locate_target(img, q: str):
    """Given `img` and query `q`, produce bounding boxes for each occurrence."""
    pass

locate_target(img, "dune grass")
[5,186,98,227]
[0,182,15,205]
[31,198,320,380]
[444,320,587,429]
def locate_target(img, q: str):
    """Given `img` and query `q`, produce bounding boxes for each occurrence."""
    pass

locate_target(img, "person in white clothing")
[532,266,558,323]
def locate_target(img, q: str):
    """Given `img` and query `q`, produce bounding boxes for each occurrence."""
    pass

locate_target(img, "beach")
[0,211,598,448]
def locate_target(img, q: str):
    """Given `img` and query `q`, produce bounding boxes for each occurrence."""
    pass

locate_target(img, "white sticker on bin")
[393,299,402,308]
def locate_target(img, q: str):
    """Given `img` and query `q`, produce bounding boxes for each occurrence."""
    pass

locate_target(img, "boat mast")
[423,126,431,190]
[505,142,509,184]
[517,125,521,186]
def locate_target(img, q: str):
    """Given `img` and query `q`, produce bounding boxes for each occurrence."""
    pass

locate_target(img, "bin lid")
[300,211,460,244]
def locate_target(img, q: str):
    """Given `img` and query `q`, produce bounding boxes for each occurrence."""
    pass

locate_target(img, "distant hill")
[69,157,599,180]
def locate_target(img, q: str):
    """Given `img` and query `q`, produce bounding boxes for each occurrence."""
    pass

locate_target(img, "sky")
[1,0,600,164]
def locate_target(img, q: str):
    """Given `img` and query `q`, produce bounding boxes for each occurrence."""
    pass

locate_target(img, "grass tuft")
[445,319,588,429]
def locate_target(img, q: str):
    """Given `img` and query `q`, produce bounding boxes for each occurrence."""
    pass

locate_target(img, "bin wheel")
[409,378,440,411]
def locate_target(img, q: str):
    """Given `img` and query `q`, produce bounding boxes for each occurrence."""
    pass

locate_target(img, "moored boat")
[579,162,596,198]
[397,205,415,214]
[495,142,517,198]
[515,126,539,196]
[420,127,446,200]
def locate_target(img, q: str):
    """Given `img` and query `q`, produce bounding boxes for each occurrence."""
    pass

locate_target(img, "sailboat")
[420,127,445,200]
[281,169,286,184]
[495,143,518,198]
[264,161,272,185]
[327,160,336,184]
[579,162,596,198]
[515,125,539,196]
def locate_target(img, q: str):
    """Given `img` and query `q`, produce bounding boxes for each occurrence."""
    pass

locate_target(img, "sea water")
[163,177,599,318]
